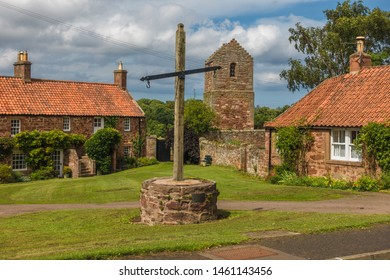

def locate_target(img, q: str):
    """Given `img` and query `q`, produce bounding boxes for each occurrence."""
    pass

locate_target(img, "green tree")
[184,99,216,135]
[84,128,121,174]
[254,105,290,128]
[280,0,390,92]
[137,98,174,137]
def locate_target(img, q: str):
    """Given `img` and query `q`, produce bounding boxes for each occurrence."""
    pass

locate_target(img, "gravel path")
[0,192,389,217]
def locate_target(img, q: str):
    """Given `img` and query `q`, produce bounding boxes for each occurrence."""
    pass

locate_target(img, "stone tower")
[204,39,254,130]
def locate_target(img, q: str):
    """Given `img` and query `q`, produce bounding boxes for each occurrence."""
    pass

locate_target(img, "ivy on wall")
[356,122,390,175]
[275,125,314,176]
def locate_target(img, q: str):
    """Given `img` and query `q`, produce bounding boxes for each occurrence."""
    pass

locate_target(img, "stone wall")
[206,129,265,146]
[200,138,268,177]
[140,177,219,225]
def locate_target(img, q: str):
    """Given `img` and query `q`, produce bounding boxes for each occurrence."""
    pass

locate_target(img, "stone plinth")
[140,177,219,225]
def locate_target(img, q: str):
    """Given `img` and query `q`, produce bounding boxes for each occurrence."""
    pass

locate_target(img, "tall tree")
[280,0,390,92]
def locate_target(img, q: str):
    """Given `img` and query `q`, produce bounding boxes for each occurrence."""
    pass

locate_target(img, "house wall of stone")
[0,115,146,172]
[267,128,367,181]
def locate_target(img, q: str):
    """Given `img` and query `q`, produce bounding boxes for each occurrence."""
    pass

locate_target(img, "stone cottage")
[0,51,145,177]
[265,37,390,180]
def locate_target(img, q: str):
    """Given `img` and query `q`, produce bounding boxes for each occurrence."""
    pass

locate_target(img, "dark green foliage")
[0,164,15,183]
[275,126,314,175]
[84,128,122,175]
[166,126,200,164]
[184,99,216,135]
[30,166,57,181]
[0,138,15,161]
[356,122,390,174]
[280,0,390,92]
[132,133,145,158]
[104,117,119,129]
[137,98,174,137]
[14,130,86,171]
[254,105,290,128]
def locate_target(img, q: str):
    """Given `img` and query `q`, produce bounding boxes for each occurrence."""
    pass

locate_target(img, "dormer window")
[229,63,236,77]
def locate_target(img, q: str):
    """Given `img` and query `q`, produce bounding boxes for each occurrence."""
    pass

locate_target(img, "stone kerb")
[140,177,219,225]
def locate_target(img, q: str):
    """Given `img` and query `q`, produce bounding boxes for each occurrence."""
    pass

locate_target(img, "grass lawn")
[1,208,390,260]
[0,162,353,204]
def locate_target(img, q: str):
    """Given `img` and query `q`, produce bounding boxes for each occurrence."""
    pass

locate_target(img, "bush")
[0,164,15,183]
[30,166,57,181]
[137,157,159,167]
[84,128,122,174]
[379,172,390,190]
[123,157,138,169]
[353,176,379,192]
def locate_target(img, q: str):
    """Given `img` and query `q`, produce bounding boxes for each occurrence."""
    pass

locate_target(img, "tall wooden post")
[173,23,185,181]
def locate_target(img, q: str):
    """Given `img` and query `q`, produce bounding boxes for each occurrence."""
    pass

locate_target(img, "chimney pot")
[114,62,127,90]
[14,50,32,82]
[349,36,371,74]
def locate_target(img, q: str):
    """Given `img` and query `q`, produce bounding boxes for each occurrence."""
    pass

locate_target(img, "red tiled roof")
[265,65,390,128]
[0,77,144,117]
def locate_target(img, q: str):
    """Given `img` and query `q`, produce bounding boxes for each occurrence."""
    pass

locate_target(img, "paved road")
[1,191,389,217]
[1,192,389,260]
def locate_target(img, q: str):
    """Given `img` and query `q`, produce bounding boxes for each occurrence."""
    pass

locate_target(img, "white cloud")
[0,0,328,107]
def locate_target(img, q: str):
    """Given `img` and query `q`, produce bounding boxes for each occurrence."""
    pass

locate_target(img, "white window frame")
[93,117,104,133]
[124,146,131,157]
[124,118,131,132]
[11,119,20,136]
[12,153,27,171]
[331,129,361,162]
[63,117,71,132]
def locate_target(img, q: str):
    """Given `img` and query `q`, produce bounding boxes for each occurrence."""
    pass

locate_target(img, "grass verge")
[1,208,389,260]
[0,163,353,204]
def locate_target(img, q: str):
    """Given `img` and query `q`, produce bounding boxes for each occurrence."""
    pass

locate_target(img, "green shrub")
[379,172,390,190]
[123,157,138,169]
[30,166,57,181]
[0,164,15,183]
[353,176,379,192]
[0,138,15,161]
[84,128,122,174]
[137,157,159,167]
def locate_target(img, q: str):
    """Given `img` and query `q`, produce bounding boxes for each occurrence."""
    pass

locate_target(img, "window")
[229,63,236,77]
[124,146,131,157]
[12,153,27,171]
[63,117,71,131]
[124,118,131,131]
[93,117,104,133]
[11,119,20,136]
[331,129,361,162]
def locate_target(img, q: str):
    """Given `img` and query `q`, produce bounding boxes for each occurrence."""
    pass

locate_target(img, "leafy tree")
[137,98,174,137]
[254,105,290,128]
[84,128,121,174]
[184,99,216,135]
[280,0,390,92]
[166,126,200,164]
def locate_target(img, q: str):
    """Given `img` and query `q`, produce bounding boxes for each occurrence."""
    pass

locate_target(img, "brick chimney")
[14,51,32,82]
[114,61,127,90]
[349,36,372,74]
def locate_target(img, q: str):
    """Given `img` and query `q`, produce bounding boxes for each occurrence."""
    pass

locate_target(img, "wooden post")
[173,23,185,181]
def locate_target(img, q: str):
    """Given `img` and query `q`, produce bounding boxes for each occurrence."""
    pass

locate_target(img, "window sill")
[326,160,363,167]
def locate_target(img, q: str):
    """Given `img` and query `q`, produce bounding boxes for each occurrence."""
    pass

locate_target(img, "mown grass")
[0,163,353,204]
[1,208,389,260]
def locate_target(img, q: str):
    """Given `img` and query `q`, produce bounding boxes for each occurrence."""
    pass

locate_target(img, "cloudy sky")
[0,0,388,108]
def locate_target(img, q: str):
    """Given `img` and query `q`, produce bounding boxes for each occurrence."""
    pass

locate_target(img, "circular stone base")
[140,177,219,225]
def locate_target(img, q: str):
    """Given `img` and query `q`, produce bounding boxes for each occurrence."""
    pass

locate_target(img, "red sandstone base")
[140,177,219,225]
